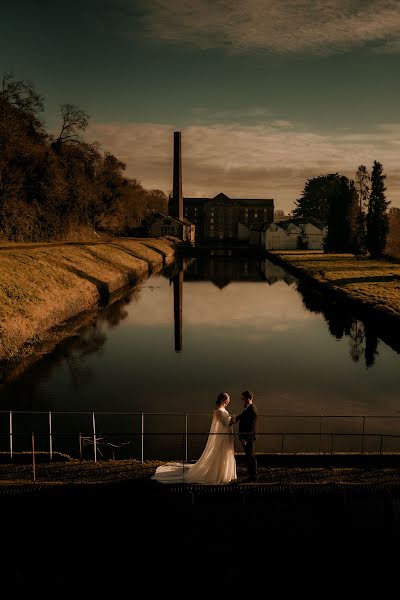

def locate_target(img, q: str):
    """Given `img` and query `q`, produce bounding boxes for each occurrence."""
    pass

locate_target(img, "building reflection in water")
[169,255,298,353]
[172,271,183,352]
[169,255,392,368]
[182,255,297,288]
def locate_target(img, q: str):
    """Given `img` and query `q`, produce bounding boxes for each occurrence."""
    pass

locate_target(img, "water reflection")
[172,272,183,352]
[0,256,399,417]
[167,257,298,354]
[296,281,382,368]
[0,289,138,409]
[168,256,386,370]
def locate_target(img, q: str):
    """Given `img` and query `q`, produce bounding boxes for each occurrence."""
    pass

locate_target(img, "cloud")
[142,0,400,55]
[191,106,274,121]
[88,119,400,211]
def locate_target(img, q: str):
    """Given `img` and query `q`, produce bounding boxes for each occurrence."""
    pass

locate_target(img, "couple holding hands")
[152,390,258,485]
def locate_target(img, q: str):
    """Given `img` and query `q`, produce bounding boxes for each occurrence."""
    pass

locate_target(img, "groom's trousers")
[243,440,257,479]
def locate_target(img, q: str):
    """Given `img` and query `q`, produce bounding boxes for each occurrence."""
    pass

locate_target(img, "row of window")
[185,208,270,217]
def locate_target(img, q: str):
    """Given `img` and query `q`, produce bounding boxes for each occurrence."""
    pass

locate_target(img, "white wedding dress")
[152,407,237,484]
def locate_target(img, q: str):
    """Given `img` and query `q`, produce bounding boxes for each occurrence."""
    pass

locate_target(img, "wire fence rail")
[1,411,400,484]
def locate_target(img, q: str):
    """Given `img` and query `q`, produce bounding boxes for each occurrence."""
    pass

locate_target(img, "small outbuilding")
[150,212,195,243]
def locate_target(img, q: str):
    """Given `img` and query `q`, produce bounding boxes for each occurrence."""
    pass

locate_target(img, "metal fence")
[1,411,400,467]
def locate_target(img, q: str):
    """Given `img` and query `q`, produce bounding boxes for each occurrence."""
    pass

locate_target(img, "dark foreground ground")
[2,455,400,592]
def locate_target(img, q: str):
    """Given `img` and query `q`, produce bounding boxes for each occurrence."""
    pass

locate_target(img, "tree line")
[293,162,390,258]
[0,73,167,242]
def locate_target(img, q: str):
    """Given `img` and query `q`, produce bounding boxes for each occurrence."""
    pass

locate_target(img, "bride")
[152,392,237,485]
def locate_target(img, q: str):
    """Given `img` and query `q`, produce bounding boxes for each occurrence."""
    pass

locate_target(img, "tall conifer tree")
[352,165,370,257]
[324,176,354,253]
[366,161,389,258]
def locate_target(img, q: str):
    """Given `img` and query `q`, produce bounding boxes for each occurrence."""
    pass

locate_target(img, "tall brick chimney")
[170,131,183,221]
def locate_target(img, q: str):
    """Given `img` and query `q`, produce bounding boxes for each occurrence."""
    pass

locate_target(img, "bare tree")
[55,104,89,149]
[1,72,44,114]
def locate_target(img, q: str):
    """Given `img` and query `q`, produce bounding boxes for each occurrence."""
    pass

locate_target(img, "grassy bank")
[269,250,400,321]
[0,236,176,361]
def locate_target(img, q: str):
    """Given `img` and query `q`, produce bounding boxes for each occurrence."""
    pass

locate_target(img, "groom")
[234,390,258,482]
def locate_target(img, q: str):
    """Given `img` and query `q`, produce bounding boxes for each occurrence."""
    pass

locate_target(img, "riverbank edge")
[266,250,400,329]
[2,453,400,491]
[0,237,177,366]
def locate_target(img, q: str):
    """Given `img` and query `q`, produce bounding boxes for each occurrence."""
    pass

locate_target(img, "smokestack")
[172,131,183,221]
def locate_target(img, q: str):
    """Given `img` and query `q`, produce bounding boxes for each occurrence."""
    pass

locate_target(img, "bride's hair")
[216,392,229,407]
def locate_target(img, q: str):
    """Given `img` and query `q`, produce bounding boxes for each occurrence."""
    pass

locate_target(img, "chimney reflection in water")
[173,271,183,352]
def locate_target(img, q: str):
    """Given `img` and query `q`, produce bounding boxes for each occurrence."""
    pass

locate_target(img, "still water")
[1,256,400,458]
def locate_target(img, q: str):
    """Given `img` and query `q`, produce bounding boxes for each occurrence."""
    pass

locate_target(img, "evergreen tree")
[366,161,390,258]
[352,165,370,257]
[293,173,342,223]
[323,176,354,253]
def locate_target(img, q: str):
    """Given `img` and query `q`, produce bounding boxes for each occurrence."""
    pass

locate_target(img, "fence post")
[183,432,185,482]
[330,433,334,455]
[319,416,322,454]
[9,411,12,460]
[379,435,383,455]
[141,412,144,464]
[79,433,83,485]
[92,412,97,463]
[185,413,188,463]
[281,433,285,454]
[32,433,36,484]
[361,416,365,454]
[49,411,53,461]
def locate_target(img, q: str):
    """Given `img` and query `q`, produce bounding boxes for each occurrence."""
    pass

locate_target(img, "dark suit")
[235,403,257,479]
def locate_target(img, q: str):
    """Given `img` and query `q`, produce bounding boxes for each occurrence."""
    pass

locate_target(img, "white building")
[264,219,327,250]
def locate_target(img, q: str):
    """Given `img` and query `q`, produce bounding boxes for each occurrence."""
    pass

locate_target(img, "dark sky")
[2,0,400,210]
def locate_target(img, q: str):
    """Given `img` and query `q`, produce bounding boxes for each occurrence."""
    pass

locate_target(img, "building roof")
[183,193,273,206]
[288,217,325,229]
[237,199,274,206]
[280,217,325,230]
[153,212,193,226]
[250,221,270,232]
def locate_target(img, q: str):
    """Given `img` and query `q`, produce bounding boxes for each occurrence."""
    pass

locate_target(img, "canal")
[1,255,400,459]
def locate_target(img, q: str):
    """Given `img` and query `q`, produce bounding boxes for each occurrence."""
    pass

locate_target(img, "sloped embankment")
[0,237,176,360]
[268,250,400,322]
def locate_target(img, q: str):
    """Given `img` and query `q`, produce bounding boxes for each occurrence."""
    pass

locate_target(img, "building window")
[254,212,258,218]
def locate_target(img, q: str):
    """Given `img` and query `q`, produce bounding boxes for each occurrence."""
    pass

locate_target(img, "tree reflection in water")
[0,288,139,408]
[296,279,380,368]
